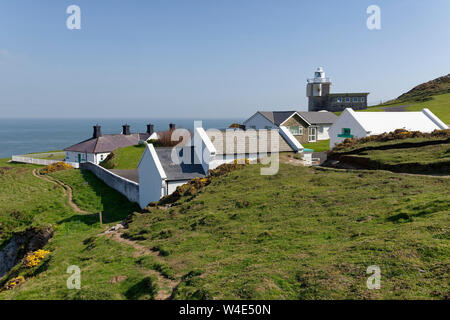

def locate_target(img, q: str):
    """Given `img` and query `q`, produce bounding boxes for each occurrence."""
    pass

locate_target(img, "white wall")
[138,144,167,208]
[65,151,110,165]
[329,110,368,148]
[317,125,331,140]
[243,112,277,129]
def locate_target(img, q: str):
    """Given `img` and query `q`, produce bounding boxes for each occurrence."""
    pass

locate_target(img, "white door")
[308,127,317,142]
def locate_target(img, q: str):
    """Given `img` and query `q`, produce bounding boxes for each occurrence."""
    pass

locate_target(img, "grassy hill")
[1,154,449,299]
[328,131,450,174]
[100,144,146,170]
[365,74,450,124]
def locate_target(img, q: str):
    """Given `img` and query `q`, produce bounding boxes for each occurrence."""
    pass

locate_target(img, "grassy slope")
[0,159,144,300]
[1,158,449,299]
[100,145,145,170]
[365,93,450,124]
[124,163,450,300]
[356,143,450,166]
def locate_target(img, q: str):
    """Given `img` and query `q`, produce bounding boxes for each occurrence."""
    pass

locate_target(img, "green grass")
[24,151,65,160]
[365,93,450,124]
[302,140,330,152]
[0,159,146,300]
[356,143,450,166]
[123,163,450,300]
[100,145,146,170]
[1,157,449,299]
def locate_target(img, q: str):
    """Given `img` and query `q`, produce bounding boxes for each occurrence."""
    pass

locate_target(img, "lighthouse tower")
[306,67,332,111]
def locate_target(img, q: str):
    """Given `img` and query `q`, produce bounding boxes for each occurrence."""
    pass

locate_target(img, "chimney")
[146,124,154,135]
[93,125,102,138]
[169,123,175,131]
[122,124,131,135]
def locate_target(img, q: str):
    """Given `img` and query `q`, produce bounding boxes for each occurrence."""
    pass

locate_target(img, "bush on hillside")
[40,162,72,174]
[331,129,450,153]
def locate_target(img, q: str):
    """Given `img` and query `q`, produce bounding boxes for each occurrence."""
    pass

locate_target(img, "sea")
[0,118,241,159]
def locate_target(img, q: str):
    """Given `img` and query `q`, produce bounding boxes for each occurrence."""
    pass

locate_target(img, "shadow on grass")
[124,276,158,300]
[57,170,140,226]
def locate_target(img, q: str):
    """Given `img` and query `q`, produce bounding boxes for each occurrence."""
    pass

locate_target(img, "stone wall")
[80,162,139,204]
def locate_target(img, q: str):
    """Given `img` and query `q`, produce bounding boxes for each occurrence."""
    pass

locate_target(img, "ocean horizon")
[0,118,241,158]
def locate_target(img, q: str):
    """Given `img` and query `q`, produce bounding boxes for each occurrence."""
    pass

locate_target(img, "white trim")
[279,126,303,152]
[138,144,167,180]
[280,112,312,127]
[422,108,449,129]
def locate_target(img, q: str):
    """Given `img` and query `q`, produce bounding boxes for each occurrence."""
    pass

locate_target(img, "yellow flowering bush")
[24,249,50,268]
[4,276,25,290]
[40,162,72,174]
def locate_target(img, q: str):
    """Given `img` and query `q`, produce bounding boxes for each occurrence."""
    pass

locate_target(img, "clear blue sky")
[1,0,449,119]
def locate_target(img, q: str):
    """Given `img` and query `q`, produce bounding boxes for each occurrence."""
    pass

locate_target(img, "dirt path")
[105,230,180,300]
[382,105,408,112]
[32,169,89,214]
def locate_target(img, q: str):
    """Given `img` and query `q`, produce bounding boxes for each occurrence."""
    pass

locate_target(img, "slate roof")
[64,133,151,153]
[155,147,206,181]
[258,111,337,126]
[206,129,295,155]
[296,111,338,124]
[259,111,297,126]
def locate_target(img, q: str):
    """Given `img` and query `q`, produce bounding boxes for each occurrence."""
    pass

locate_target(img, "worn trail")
[32,169,89,213]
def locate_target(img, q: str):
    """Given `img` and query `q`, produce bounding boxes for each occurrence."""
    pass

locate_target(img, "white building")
[138,127,301,208]
[329,108,449,148]
[64,124,156,165]
[244,111,338,143]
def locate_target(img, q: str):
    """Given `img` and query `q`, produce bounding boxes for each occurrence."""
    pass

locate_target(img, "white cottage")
[329,108,448,148]
[137,126,301,208]
[64,124,156,165]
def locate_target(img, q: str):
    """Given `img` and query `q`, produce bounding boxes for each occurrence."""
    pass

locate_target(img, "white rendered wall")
[138,144,167,208]
[329,110,368,148]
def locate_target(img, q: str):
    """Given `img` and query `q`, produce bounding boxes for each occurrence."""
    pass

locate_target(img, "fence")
[80,162,139,204]
[11,156,80,169]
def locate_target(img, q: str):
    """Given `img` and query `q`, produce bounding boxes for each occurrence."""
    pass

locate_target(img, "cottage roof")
[64,133,151,153]
[155,147,206,181]
[258,111,338,126]
[206,129,294,155]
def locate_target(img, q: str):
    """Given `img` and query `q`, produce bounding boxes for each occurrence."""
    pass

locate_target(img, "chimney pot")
[169,123,175,131]
[146,124,154,135]
[93,125,102,138]
[122,124,131,135]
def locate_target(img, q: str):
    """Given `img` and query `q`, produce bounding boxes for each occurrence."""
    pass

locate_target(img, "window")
[345,97,351,103]
[308,127,317,142]
[288,126,302,136]
[361,97,365,102]
[318,126,324,134]
[336,97,342,103]
[353,97,359,102]
[250,125,256,129]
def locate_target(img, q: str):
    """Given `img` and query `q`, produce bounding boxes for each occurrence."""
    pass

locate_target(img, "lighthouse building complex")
[307,67,369,112]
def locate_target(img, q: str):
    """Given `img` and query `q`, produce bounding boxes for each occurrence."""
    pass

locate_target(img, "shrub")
[24,249,51,268]
[331,129,450,153]
[4,276,25,290]
[40,162,72,174]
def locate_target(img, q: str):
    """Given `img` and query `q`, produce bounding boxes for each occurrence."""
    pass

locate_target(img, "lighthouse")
[306,67,369,112]
[306,67,332,111]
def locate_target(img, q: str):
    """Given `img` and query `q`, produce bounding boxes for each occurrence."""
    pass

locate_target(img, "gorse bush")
[331,129,450,153]
[40,162,72,174]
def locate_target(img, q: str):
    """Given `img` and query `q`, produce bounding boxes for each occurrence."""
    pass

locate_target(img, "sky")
[0,0,449,119]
